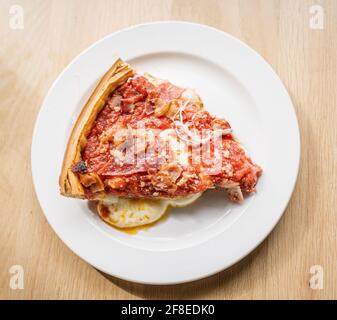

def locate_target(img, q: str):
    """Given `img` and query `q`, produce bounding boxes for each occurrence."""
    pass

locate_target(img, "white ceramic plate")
[31,21,300,284]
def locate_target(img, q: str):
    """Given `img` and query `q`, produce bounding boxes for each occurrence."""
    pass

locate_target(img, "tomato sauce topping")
[80,75,262,199]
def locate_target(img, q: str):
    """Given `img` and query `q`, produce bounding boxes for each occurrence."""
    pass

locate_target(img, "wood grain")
[0,0,336,299]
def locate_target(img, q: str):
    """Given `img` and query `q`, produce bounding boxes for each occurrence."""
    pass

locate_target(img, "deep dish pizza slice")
[59,58,262,228]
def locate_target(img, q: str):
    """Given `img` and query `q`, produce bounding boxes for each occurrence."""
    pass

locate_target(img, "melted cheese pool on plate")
[97,193,202,229]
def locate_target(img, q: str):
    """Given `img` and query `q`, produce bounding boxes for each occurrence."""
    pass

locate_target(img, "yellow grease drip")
[103,207,171,235]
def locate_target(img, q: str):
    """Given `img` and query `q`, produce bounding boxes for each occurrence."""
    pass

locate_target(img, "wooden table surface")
[1,0,336,300]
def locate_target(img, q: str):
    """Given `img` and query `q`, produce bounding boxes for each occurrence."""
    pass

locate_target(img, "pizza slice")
[59,58,262,228]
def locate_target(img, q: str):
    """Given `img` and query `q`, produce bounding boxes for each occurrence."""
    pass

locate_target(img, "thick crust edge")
[59,58,135,198]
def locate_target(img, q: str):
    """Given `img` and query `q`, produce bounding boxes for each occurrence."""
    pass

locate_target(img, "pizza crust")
[59,58,135,198]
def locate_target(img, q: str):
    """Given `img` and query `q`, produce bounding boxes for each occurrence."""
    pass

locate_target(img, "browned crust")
[59,58,135,198]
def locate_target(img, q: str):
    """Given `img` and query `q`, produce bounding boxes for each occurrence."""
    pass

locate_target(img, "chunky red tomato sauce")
[80,75,262,199]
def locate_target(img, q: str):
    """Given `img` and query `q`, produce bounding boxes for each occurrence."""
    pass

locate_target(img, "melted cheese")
[97,193,202,229]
